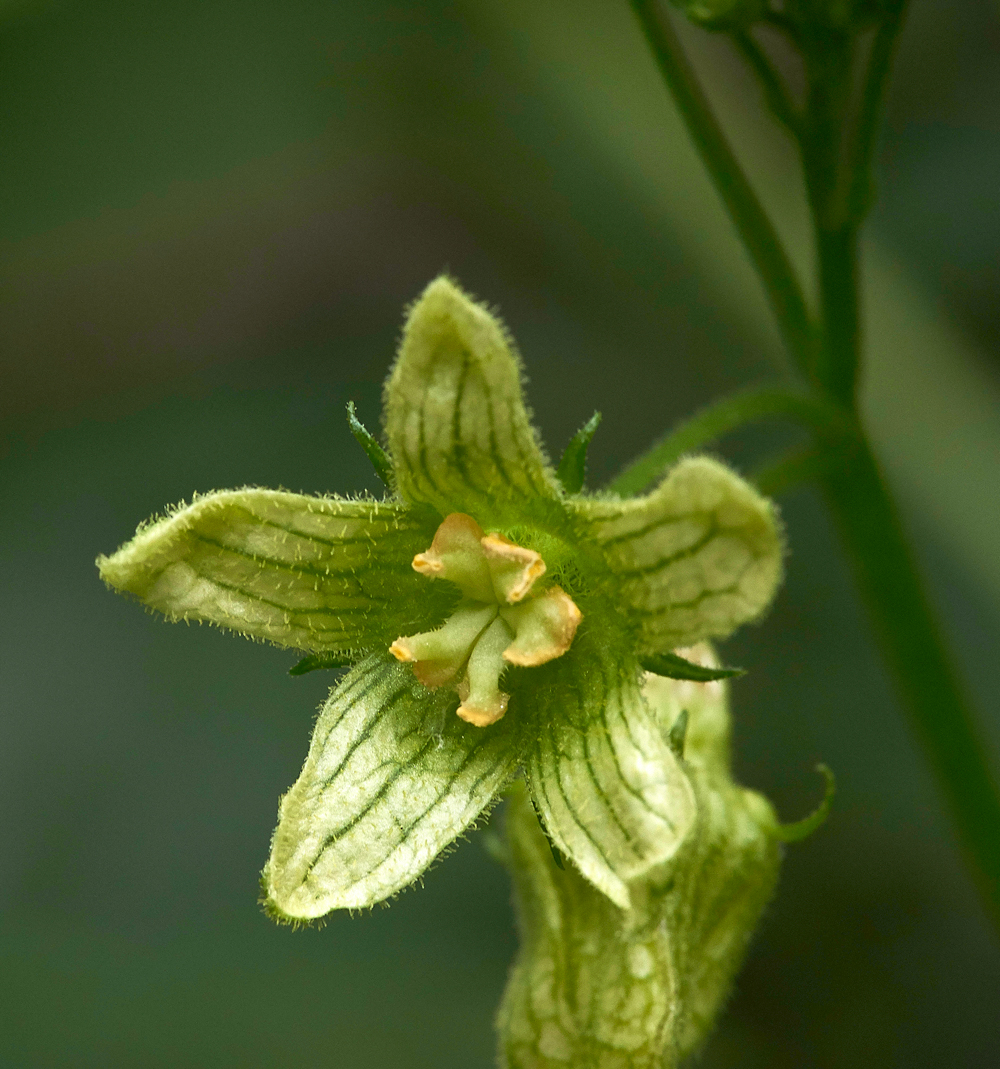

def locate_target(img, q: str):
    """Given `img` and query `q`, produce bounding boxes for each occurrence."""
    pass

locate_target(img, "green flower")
[498,646,782,1068]
[97,276,782,921]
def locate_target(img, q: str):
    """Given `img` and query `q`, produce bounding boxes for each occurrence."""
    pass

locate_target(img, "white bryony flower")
[97,276,783,921]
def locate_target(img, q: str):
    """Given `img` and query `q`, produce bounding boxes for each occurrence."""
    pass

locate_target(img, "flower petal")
[576,457,782,651]
[384,276,560,520]
[97,489,449,653]
[525,644,696,909]
[265,653,521,918]
[498,784,678,1069]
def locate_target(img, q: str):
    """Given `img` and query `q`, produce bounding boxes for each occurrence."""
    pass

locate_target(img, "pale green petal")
[638,665,781,1059]
[525,644,696,909]
[497,784,678,1069]
[264,653,520,917]
[97,489,449,653]
[576,457,782,652]
[497,661,781,1069]
[384,276,560,521]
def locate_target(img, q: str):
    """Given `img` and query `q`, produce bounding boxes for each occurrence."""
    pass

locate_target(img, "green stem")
[631,0,1000,930]
[799,29,858,402]
[629,0,814,379]
[848,1,911,223]
[732,30,801,137]
[820,439,1000,927]
[814,222,860,405]
[609,386,845,497]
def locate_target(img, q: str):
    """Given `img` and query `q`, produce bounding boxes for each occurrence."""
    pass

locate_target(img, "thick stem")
[815,222,860,406]
[820,438,1000,927]
[629,0,814,379]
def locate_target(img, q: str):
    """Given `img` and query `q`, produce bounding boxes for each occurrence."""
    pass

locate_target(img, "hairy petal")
[497,655,781,1069]
[498,784,679,1069]
[525,641,696,909]
[576,457,782,652]
[97,489,447,653]
[638,660,782,1059]
[265,653,521,918]
[384,276,560,522]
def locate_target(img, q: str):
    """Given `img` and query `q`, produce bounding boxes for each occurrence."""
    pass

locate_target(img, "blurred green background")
[2,1,999,1065]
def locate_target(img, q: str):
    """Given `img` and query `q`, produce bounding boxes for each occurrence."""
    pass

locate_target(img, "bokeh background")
[2,1,999,1065]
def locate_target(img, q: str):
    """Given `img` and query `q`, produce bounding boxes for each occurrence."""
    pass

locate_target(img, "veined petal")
[576,457,782,652]
[265,653,521,918]
[526,644,696,909]
[384,276,560,520]
[498,784,678,1069]
[97,489,448,653]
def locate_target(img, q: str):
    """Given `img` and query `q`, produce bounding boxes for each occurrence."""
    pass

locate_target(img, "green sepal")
[289,651,355,676]
[765,764,836,843]
[555,411,601,494]
[667,708,689,758]
[641,650,745,682]
[346,401,395,491]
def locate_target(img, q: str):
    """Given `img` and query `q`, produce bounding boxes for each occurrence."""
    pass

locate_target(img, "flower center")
[389,513,582,726]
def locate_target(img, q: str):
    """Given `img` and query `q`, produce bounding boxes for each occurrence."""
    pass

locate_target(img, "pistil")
[390,513,582,725]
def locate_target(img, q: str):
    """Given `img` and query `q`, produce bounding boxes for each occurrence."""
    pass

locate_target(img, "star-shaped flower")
[98,277,782,920]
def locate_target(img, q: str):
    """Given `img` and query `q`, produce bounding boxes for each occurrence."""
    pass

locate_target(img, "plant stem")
[820,438,1000,926]
[630,0,1000,929]
[629,0,814,379]
[609,386,845,496]
[799,28,858,402]
[814,222,859,405]
[848,1,911,223]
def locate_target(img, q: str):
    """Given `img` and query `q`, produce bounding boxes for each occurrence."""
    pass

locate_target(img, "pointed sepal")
[346,401,394,490]
[639,650,745,682]
[556,411,601,494]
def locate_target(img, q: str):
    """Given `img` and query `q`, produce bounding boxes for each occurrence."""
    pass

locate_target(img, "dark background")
[2,1,999,1065]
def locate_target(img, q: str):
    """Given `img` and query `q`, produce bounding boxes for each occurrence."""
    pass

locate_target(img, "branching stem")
[629,0,814,380]
[627,0,1000,930]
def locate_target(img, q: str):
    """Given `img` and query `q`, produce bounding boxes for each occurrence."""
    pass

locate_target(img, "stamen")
[410,513,494,602]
